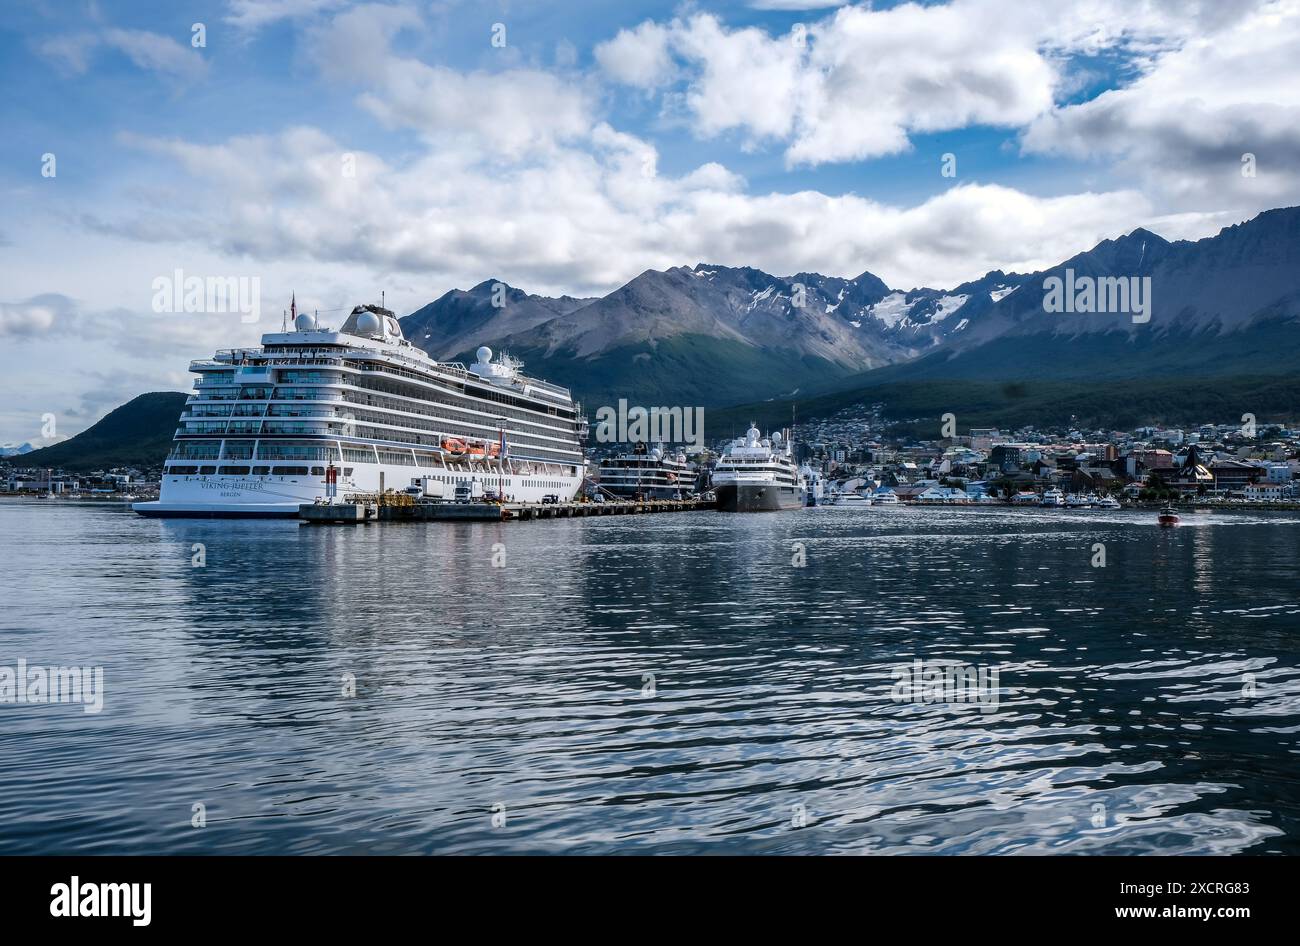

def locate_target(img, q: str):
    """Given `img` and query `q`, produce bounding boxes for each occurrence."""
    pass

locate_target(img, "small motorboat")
[441,438,467,456]
[1158,505,1180,527]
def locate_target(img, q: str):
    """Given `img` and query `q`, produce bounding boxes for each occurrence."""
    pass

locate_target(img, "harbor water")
[2,499,1298,854]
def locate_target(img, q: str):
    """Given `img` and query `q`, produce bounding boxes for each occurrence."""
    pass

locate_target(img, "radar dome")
[294,312,317,332]
[746,425,761,440]
[476,346,492,364]
[356,311,382,336]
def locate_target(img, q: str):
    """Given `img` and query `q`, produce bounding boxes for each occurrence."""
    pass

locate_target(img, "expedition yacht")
[711,425,804,512]
[597,443,693,499]
[133,304,585,517]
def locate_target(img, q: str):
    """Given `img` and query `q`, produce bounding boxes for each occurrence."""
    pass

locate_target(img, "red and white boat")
[1157,505,1180,527]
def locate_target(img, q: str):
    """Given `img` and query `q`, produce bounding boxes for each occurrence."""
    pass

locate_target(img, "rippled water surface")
[2,499,1298,854]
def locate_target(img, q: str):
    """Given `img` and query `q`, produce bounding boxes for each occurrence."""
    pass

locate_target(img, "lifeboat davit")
[441,438,466,456]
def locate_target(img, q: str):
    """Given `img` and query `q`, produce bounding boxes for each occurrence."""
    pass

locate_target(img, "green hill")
[707,375,1300,441]
[20,392,188,471]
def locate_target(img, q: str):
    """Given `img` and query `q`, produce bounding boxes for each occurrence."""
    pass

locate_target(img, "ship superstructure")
[597,443,693,499]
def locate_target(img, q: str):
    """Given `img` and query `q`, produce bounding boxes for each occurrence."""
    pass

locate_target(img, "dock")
[299,497,715,524]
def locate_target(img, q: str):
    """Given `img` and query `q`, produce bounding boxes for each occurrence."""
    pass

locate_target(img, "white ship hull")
[135,461,581,518]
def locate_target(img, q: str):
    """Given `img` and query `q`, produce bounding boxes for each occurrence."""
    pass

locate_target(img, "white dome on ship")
[294,312,317,332]
[476,346,492,364]
[746,425,761,440]
[772,431,782,443]
[356,311,382,335]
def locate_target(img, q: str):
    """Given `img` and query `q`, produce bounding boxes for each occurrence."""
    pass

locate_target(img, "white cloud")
[594,20,676,88]
[748,1,845,9]
[0,298,64,338]
[307,4,594,158]
[225,0,348,31]
[100,118,1206,294]
[38,28,208,82]
[1023,0,1300,208]
[595,0,1278,167]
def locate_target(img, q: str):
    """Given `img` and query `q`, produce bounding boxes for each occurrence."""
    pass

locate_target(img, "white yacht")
[872,489,902,506]
[832,491,873,506]
[133,304,585,517]
[1097,495,1121,509]
[1041,488,1065,507]
[711,425,804,512]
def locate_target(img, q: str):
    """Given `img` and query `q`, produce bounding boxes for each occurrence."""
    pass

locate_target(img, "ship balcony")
[260,422,335,435]
[212,348,263,363]
[275,392,345,402]
[234,367,274,383]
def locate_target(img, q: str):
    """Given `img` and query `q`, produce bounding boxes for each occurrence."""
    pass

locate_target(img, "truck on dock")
[454,480,485,504]
[412,477,448,500]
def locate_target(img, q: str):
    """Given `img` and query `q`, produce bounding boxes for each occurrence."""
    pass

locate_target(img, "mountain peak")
[467,278,518,295]
[1119,227,1168,246]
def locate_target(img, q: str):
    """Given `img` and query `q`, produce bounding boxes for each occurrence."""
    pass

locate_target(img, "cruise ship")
[597,443,693,499]
[711,425,804,512]
[133,304,585,517]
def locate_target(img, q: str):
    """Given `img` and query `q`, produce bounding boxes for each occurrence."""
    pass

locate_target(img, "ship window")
[169,466,198,476]
[274,466,310,476]
[343,468,353,477]
[218,465,250,475]
[252,466,270,475]
[311,466,325,476]
[199,466,217,475]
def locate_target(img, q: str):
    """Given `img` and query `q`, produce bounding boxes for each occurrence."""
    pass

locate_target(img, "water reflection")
[0,500,1297,854]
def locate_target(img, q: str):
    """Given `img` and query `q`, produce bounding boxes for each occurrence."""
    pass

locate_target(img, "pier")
[299,496,715,524]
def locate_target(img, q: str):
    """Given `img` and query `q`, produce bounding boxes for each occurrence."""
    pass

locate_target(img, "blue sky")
[2,0,1298,443]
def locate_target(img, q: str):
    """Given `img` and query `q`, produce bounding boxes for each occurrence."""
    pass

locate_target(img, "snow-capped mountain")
[396,206,1300,406]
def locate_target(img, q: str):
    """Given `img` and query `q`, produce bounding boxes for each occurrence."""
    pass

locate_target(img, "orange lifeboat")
[486,442,501,459]
[465,442,487,459]
[441,438,466,456]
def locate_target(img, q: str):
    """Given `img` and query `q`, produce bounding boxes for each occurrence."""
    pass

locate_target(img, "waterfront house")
[1208,459,1259,492]
[917,486,970,504]
[1244,482,1284,501]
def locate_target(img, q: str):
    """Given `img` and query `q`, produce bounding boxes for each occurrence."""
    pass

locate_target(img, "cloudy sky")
[2,0,1298,443]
